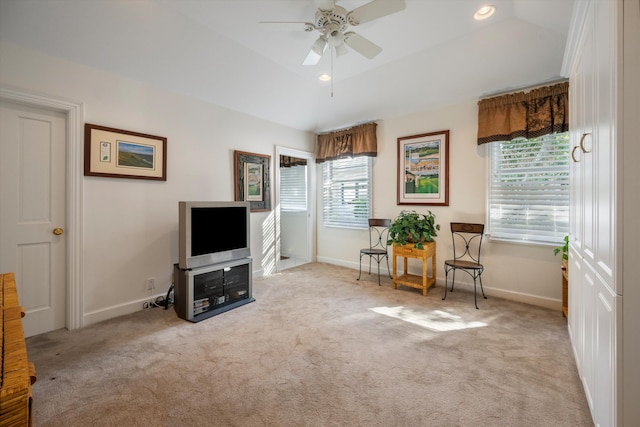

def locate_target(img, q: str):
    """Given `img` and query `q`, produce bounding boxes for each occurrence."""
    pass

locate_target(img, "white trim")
[317,255,367,273]
[561,0,591,77]
[0,86,84,330]
[318,256,561,311]
[482,286,561,311]
[83,294,164,326]
[275,146,316,272]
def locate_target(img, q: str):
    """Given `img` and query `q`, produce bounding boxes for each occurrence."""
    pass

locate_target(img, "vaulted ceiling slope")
[0,0,574,132]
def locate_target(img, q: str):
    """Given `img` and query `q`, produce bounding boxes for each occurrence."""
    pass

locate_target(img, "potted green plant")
[387,210,440,249]
[554,235,569,261]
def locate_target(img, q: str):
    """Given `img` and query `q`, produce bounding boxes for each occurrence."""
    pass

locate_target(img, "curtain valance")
[316,122,377,163]
[477,81,569,145]
[280,155,307,168]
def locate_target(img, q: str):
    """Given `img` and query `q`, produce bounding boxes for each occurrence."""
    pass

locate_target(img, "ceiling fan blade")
[348,0,406,25]
[303,36,327,65]
[315,0,335,11]
[344,32,382,59]
[259,21,315,32]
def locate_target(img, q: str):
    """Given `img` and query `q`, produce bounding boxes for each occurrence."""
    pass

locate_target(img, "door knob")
[53,228,64,235]
[571,146,580,163]
[579,133,592,153]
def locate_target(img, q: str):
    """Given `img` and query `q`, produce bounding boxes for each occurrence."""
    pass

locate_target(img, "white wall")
[0,42,315,325]
[317,102,563,310]
[0,40,563,325]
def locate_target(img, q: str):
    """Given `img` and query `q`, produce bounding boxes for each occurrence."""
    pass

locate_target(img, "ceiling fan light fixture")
[310,36,327,55]
[303,36,327,65]
[335,42,349,57]
[474,5,495,20]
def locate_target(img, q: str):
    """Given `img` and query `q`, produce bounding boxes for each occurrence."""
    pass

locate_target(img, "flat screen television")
[179,201,251,270]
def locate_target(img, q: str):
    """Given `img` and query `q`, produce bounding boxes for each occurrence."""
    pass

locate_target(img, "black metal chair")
[442,222,486,309]
[357,218,392,285]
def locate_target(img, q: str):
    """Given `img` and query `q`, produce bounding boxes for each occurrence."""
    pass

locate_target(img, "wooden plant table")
[392,241,436,296]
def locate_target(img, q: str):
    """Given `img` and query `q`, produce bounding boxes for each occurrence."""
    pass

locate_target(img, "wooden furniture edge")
[1,272,36,426]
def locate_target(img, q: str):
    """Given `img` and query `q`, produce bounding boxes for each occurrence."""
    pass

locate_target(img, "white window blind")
[322,156,372,229]
[279,165,307,211]
[488,132,570,244]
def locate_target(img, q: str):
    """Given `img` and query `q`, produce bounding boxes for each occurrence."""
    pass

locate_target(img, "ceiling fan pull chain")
[331,46,334,98]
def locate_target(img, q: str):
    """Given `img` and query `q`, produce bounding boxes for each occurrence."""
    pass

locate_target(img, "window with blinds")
[279,165,307,211]
[487,132,570,245]
[322,156,372,229]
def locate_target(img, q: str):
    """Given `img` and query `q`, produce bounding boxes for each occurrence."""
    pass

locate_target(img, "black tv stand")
[173,257,254,322]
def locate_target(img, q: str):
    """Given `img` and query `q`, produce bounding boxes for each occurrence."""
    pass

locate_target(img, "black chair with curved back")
[442,222,487,309]
[357,218,392,285]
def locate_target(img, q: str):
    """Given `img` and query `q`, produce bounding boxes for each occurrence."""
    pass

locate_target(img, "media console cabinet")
[173,257,255,322]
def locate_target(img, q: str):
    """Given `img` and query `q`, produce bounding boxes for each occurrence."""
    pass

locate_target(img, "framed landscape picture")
[84,124,167,181]
[397,130,449,206]
[234,150,271,212]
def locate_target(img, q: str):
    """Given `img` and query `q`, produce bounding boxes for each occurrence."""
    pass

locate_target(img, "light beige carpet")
[26,263,593,426]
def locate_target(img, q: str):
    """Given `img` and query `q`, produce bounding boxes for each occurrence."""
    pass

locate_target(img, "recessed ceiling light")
[474,5,495,20]
[318,74,331,82]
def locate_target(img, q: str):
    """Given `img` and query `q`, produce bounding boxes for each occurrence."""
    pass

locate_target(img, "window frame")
[486,132,570,246]
[321,156,373,230]
[279,164,308,212]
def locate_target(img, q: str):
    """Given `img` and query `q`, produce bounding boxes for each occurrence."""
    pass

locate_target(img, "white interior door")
[275,146,316,271]
[0,100,67,337]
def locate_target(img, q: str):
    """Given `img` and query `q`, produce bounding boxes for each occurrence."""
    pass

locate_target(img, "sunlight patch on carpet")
[370,306,487,332]
[262,210,276,275]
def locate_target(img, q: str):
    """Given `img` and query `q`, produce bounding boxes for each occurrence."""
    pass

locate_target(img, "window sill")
[486,235,559,248]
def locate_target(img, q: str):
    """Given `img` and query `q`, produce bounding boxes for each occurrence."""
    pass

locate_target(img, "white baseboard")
[480,287,561,311]
[84,259,560,326]
[319,256,392,276]
[317,256,561,312]
[83,293,167,326]
[84,268,266,327]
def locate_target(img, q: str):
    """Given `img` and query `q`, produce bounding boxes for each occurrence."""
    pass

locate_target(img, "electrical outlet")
[146,277,155,291]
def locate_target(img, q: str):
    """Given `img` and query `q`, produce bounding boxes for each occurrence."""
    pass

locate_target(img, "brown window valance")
[316,122,377,163]
[280,155,307,168]
[477,81,569,145]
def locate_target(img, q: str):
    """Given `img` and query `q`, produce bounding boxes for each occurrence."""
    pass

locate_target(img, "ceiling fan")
[261,0,406,66]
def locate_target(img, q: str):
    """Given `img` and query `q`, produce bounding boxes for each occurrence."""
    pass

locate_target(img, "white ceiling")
[0,0,574,132]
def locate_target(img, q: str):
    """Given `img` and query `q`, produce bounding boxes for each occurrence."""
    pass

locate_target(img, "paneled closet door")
[567,2,595,382]
[569,58,583,255]
[567,59,584,363]
[567,3,598,420]
[567,249,582,365]
[580,260,597,413]
[593,0,617,293]
[568,2,596,266]
[578,11,597,269]
[594,275,618,427]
